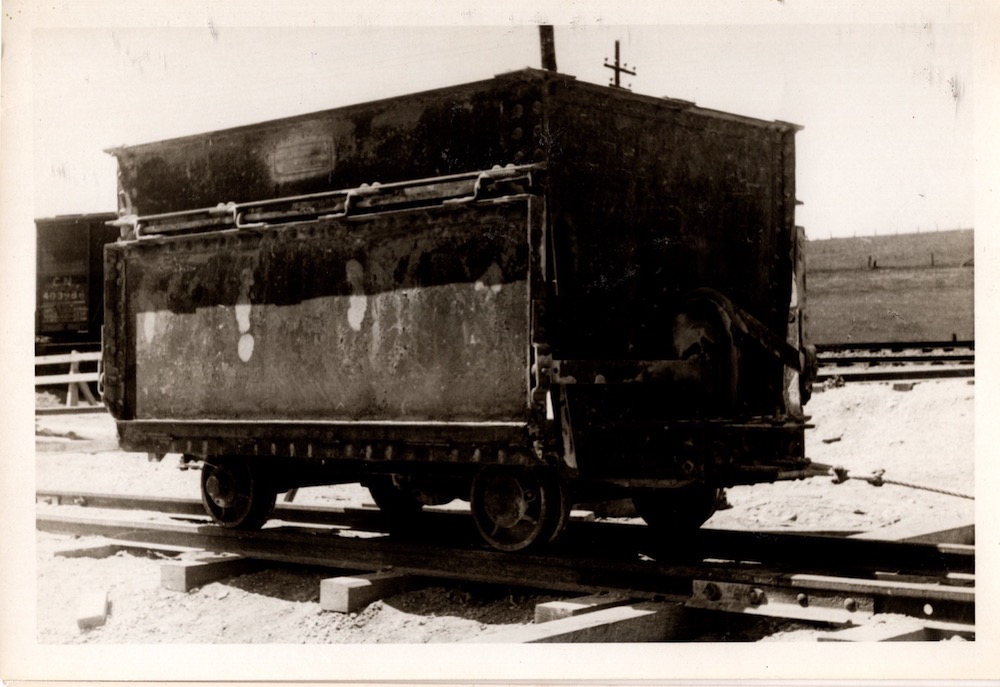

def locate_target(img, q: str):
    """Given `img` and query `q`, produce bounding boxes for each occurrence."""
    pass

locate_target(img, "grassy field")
[804,230,974,344]
[807,229,973,271]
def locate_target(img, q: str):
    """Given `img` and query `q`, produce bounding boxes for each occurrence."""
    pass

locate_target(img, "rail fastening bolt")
[796,593,808,607]
[748,588,765,606]
[703,583,722,602]
[844,598,858,612]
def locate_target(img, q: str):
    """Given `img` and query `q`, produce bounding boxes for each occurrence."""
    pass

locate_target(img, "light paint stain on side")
[346,259,367,331]
[235,303,252,333]
[235,267,255,362]
[473,262,504,295]
[238,333,255,362]
[142,311,156,342]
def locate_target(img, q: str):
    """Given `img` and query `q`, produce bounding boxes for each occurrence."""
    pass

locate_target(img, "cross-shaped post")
[603,40,636,89]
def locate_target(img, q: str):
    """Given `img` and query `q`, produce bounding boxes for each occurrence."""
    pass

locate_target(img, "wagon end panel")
[544,80,799,416]
[107,199,535,426]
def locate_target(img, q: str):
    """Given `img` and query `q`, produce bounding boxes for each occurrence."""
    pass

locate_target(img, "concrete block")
[123,542,208,557]
[56,541,203,560]
[56,544,125,559]
[77,590,109,630]
[818,619,935,642]
[898,524,975,546]
[320,571,417,613]
[535,592,632,623]
[161,555,260,592]
[853,516,974,544]
[892,382,915,392]
[468,601,690,643]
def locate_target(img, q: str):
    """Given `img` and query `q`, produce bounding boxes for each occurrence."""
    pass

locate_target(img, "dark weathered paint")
[542,81,796,417]
[111,73,546,216]
[105,68,811,487]
[110,70,798,417]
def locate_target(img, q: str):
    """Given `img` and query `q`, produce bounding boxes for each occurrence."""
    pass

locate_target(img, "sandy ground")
[33,378,974,643]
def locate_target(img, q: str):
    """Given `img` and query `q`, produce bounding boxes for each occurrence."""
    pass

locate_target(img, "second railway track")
[816,340,974,382]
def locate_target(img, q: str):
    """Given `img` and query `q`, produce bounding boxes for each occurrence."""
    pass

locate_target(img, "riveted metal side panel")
[111,74,548,216]
[115,199,532,423]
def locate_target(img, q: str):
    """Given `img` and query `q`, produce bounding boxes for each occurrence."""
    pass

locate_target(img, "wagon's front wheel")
[201,457,276,529]
[470,467,567,551]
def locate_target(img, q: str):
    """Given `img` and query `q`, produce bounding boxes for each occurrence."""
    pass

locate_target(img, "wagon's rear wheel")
[470,467,568,551]
[631,485,721,533]
[200,457,276,529]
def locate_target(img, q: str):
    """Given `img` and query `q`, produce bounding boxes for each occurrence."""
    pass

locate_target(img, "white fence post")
[35,350,102,408]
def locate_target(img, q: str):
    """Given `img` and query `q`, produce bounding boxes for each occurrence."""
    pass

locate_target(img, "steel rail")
[815,340,974,353]
[819,353,974,365]
[35,509,974,627]
[35,511,696,600]
[815,341,975,383]
[36,490,974,575]
[815,367,974,383]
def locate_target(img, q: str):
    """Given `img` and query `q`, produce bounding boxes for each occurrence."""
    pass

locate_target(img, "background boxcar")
[36,213,119,355]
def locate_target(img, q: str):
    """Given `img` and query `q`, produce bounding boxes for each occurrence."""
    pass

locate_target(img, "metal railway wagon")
[103,68,817,550]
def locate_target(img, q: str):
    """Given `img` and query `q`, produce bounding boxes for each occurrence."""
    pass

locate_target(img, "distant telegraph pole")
[540,25,557,72]
[604,40,636,89]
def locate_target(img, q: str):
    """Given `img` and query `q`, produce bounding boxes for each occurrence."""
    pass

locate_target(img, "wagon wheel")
[470,467,567,551]
[365,474,425,518]
[542,473,571,544]
[631,485,721,533]
[200,457,276,529]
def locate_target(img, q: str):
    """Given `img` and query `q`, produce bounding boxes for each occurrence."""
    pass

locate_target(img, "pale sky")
[27,17,978,239]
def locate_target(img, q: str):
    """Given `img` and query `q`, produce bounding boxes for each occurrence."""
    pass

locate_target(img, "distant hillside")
[804,230,974,344]
[807,229,973,272]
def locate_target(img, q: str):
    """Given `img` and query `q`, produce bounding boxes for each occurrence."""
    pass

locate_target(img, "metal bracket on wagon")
[548,358,703,385]
[109,163,545,239]
[685,288,806,373]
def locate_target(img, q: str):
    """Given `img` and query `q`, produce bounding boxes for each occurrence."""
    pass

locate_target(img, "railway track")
[36,490,975,641]
[816,340,974,382]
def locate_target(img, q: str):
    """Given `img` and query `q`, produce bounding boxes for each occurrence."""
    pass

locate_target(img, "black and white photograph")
[1,0,997,682]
